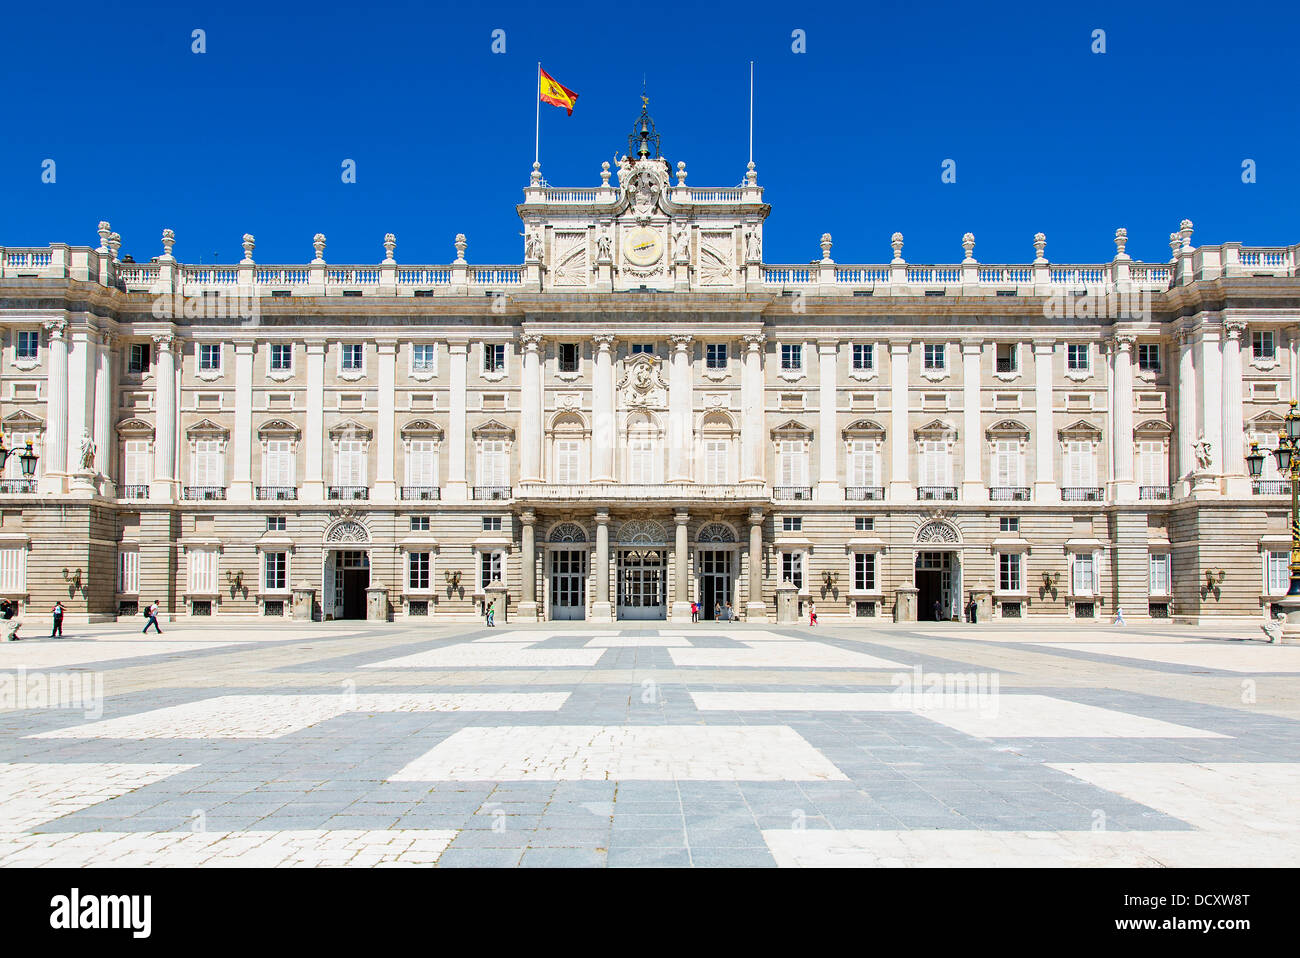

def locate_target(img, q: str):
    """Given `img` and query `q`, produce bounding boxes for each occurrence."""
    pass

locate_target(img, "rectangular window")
[188,549,217,594]
[999,516,1019,533]
[1149,553,1171,596]
[335,439,367,487]
[781,552,804,591]
[477,440,507,486]
[782,516,802,533]
[1067,344,1090,371]
[706,344,728,369]
[1066,441,1096,487]
[555,439,582,484]
[479,551,503,590]
[923,344,946,370]
[410,516,431,531]
[702,439,728,484]
[341,343,364,371]
[780,344,803,371]
[853,552,876,592]
[483,343,505,372]
[411,343,435,373]
[15,331,38,360]
[558,343,580,373]
[779,440,807,486]
[1072,553,1096,596]
[406,439,438,487]
[264,552,287,592]
[992,440,1021,487]
[1267,551,1290,595]
[266,516,286,532]
[996,343,1018,372]
[1137,343,1161,372]
[1253,330,1276,361]
[627,438,654,484]
[847,440,877,487]
[270,343,293,372]
[0,548,25,593]
[482,517,503,532]
[263,439,294,487]
[192,440,224,487]
[855,516,874,532]
[128,343,151,374]
[408,552,431,591]
[999,553,1023,592]
[921,441,949,486]
[630,343,655,356]
[198,344,221,372]
[852,344,874,371]
[1138,440,1166,487]
[117,549,139,594]
[124,440,151,488]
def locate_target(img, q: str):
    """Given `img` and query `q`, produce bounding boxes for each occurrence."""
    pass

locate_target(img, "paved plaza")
[0,617,1297,867]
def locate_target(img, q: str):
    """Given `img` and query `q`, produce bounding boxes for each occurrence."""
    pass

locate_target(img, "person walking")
[1113,605,1126,626]
[808,602,818,627]
[50,601,64,638]
[142,601,163,634]
[690,600,699,623]
[2,600,21,641]
[724,601,734,622]
[932,599,942,622]
[485,600,496,628]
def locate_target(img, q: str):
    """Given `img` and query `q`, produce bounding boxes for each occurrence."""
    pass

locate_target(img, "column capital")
[1032,341,1056,355]
[520,508,536,525]
[670,334,694,353]
[817,338,840,352]
[446,340,469,355]
[674,509,690,524]
[376,340,398,354]
[1109,333,1136,352]
[1223,319,1247,341]
[592,333,616,352]
[520,332,543,352]
[961,340,983,355]
[232,339,256,354]
[1177,326,1196,347]
[151,332,179,353]
[595,508,610,525]
[98,330,117,351]
[304,340,328,356]
[742,332,766,351]
[748,507,765,525]
[43,319,68,341]
[890,341,911,354]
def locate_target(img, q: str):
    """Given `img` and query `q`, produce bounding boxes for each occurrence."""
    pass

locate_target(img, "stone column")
[961,341,982,500]
[1033,342,1056,500]
[1197,326,1223,481]
[446,341,469,501]
[302,341,326,502]
[746,507,767,621]
[519,333,543,483]
[669,335,694,483]
[671,509,691,621]
[150,333,178,502]
[889,341,911,500]
[40,319,68,494]
[92,331,114,490]
[230,340,254,501]
[817,340,840,500]
[1221,320,1248,496]
[1177,327,1197,486]
[741,333,765,483]
[1109,333,1136,501]
[591,509,612,622]
[375,341,397,501]
[66,327,92,475]
[516,508,538,622]
[591,334,616,482]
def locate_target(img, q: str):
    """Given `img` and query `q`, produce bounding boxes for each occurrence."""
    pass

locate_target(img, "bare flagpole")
[535,61,541,165]
[748,60,754,165]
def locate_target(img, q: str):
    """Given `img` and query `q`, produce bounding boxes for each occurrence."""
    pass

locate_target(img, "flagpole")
[748,60,754,165]
[535,62,541,165]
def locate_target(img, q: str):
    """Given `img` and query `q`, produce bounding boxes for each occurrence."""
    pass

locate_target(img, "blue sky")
[2,0,1296,269]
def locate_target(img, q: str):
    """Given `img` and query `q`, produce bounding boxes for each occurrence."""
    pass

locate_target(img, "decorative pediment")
[329,419,372,441]
[472,419,515,441]
[771,419,813,440]
[843,419,886,440]
[699,410,737,435]
[1248,410,1286,434]
[258,418,301,439]
[1133,418,1172,438]
[2,410,44,432]
[915,520,960,544]
[1058,419,1102,442]
[400,419,444,439]
[185,418,229,439]
[987,419,1030,440]
[915,419,956,440]
[548,411,589,435]
[115,417,155,438]
[324,518,369,544]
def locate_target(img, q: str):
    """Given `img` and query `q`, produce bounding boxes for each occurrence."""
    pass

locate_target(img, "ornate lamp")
[0,435,38,477]
[1246,442,1265,479]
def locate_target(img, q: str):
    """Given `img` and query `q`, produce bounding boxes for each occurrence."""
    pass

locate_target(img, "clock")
[623,227,663,267]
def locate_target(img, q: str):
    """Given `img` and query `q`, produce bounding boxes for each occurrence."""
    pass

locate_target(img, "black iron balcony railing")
[183,486,226,501]
[0,479,35,494]
[995,358,1018,373]
[256,486,298,500]
[328,485,369,500]
[989,486,1031,501]
[1139,484,1172,501]
[773,486,813,501]
[472,485,511,501]
[917,486,958,501]
[401,485,442,501]
[121,484,149,500]
[845,486,885,501]
[1061,487,1104,501]
[1252,479,1291,495]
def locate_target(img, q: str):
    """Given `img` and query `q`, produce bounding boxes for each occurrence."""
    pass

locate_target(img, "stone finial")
[1113,227,1129,260]
[312,233,326,264]
[1179,219,1194,251]
[530,161,542,187]
[1033,232,1047,264]
[159,229,174,261]
[382,233,397,264]
[676,161,687,187]
[241,233,256,265]
[96,222,112,253]
[745,161,757,187]
[890,232,905,264]
[820,233,833,263]
[600,161,611,188]
[109,233,122,262]
[454,233,467,265]
[961,232,976,263]
[1169,232,1181,263]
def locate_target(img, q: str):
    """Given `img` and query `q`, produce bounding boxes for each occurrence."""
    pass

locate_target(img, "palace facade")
[2,111,1299,625]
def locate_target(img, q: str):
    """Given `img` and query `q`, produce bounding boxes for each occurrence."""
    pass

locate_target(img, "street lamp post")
[0,435,39,483]
[1247,399,1300,640]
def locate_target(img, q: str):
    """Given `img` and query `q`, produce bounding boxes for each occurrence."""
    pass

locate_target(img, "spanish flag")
[539,67,578,116]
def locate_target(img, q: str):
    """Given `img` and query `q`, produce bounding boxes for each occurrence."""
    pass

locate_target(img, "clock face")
[623,228,663,267]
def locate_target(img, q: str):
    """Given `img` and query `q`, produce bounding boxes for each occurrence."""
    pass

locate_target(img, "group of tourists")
[689,601,736,622]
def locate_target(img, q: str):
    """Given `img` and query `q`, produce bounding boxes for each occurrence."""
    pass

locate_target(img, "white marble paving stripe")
[584,636,694,647]
[1046,762,1300,833]
[361,647,606,669]
[761,828,1300,868]
[0,763,197,832]
[669,642,908,669]
[1037,642,1300,673]
[31,692,572,740]
[469,630,622,644]
[0,640,249,670]
[390,725,850,782]
[0,829,458,868]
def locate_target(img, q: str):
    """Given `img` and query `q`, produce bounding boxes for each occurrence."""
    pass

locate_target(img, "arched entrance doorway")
[914,520,961,622]
[324,518,371,621]
[546,522,588,621]
[614,518,669,620]
[695,522,738,620]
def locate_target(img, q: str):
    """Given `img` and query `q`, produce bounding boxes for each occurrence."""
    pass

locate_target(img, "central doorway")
[617,549,666,620]
[327,550,370,620]
[915,551,959,621]
[549,549,587,620]
[699,550,734,620]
